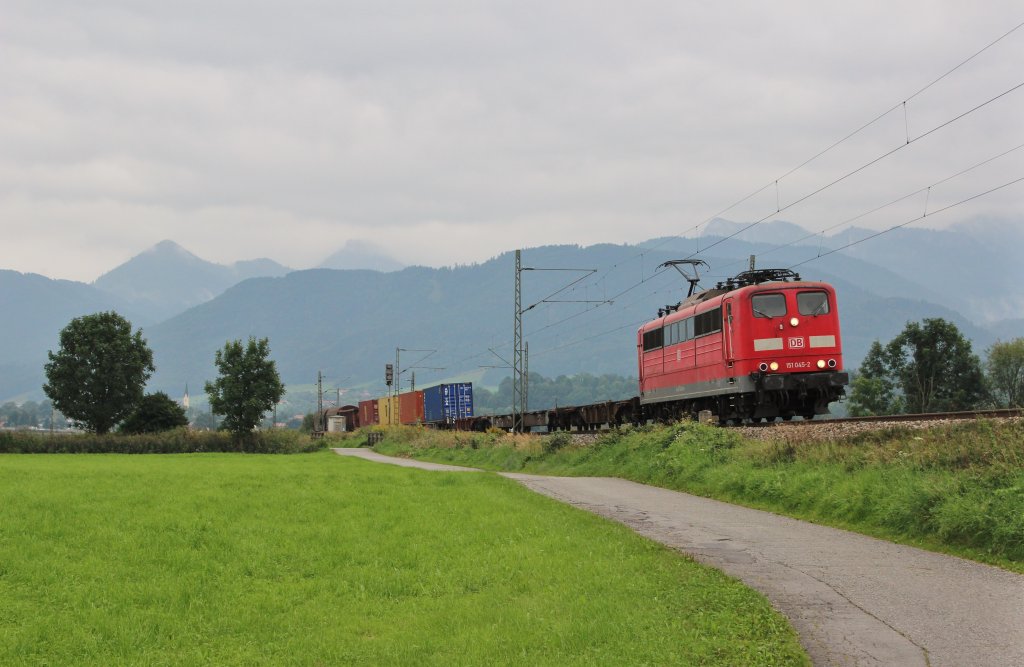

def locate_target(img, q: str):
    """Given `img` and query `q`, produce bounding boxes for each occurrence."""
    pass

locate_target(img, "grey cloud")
[0,1,1021,281]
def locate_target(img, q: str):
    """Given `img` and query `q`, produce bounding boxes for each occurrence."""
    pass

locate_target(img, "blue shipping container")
[423,383,474,424]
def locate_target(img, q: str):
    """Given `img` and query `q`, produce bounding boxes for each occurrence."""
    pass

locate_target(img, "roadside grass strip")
[0,451,807,666]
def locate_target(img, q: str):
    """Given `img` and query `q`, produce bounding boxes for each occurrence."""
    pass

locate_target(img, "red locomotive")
[638,268,848,423]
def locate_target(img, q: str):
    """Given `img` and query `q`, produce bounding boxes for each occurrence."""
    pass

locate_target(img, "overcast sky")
[2,1,1021,282]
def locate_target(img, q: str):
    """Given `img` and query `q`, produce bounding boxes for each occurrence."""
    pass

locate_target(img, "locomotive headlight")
[769,361,779,371]
[817,359,826,369]
[828,359,837,368]
[758,362,769,372]
[790,317,799,327]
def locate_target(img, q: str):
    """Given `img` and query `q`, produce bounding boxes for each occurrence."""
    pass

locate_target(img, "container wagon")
[423,383,474,427]
[358,399,380,426]
[398,390,425,425]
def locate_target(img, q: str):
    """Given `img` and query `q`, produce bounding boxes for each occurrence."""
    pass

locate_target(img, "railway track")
[530,407,1024,436]
[783,407,1024,426]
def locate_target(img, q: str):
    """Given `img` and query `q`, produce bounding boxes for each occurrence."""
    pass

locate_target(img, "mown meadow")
[0,450,807,666]
[373,419,1024,572]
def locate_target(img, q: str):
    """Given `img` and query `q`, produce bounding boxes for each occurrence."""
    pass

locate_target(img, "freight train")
[338,267,849,432]
[452,268,848,430]
[316,382,476,432]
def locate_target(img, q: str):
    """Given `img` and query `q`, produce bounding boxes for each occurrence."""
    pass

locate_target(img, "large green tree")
[984,338,1024,408]
[43,312,155,434]
[204,337,285,438]
[885,318,985,413]
[848,319,985,415]
[847,341,903,416]
[120,392,189,434]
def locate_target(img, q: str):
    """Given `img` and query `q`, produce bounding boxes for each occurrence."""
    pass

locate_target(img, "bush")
[120,392,189,434]
[543,431,573,454]
[0,428,326,454]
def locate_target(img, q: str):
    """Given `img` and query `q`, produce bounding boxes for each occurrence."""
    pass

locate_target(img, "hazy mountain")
[318,240,405,272]
[2,223,1016,404]
[695,218,812,245]
[0,270,138,400]
[93,240,291,324]
[825,219,1024,324]
[140,239,999,403]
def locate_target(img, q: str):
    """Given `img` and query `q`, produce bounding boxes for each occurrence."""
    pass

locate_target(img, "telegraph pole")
[513,249,524,433]
[317,370,323,432]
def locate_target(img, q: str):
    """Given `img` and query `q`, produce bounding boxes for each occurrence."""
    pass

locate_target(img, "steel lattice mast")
[512,249,524,433]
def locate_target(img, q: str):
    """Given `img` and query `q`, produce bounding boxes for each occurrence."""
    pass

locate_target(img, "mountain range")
[92,240,292,324]
[1,220,1020,409]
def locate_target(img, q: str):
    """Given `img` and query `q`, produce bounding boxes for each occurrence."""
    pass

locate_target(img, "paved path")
[332,448,481,472]
[332,449,1024,666]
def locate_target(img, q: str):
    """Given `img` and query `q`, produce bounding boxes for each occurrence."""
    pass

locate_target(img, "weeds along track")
[529,408,1024,442]
[737,409,1024,441]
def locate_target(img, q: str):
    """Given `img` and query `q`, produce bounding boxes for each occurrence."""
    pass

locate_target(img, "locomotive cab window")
[752,293,786,318]
[643,327,663,351]
[797,291,830,316]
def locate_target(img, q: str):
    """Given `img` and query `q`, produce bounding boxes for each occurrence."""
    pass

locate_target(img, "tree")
[120,392,189,433]
[847,341,903,416]
[985,338,1024,408]
[43,312,154,434]
[191,411,220,430]
[204,337,285,438]
[885,318,985,413]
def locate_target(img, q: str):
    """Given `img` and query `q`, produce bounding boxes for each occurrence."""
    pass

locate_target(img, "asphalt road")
[333,449,1024,666]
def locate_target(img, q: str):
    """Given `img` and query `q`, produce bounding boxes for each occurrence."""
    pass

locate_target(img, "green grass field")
[0,451,806,666]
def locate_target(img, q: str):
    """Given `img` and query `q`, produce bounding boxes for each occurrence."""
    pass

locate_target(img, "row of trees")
[848,318,1024,416]
[0,400,67,429]
[42,312,284,437]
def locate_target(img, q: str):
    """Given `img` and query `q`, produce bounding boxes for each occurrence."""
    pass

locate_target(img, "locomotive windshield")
[751,293,786,318]
[797,291,830,316]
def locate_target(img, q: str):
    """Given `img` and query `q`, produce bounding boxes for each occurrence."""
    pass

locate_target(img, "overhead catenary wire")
[518,75,1024,350]
[788,176,1024,269]
[677,78,1024,262]
[527,174,1024,363]
[526,168,1024,362]
[432,21,1024,378]
[712,140,1024,273]
[649,18,1024,252]
[520,26,1024,330]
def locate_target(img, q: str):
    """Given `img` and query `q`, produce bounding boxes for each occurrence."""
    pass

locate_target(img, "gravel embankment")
[736,416,1022,442]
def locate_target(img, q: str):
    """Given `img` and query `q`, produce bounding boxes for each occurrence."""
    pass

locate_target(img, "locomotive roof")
[651,267,831,321]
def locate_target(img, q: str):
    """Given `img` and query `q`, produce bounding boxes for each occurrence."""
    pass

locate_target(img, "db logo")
[788,337,805,349]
